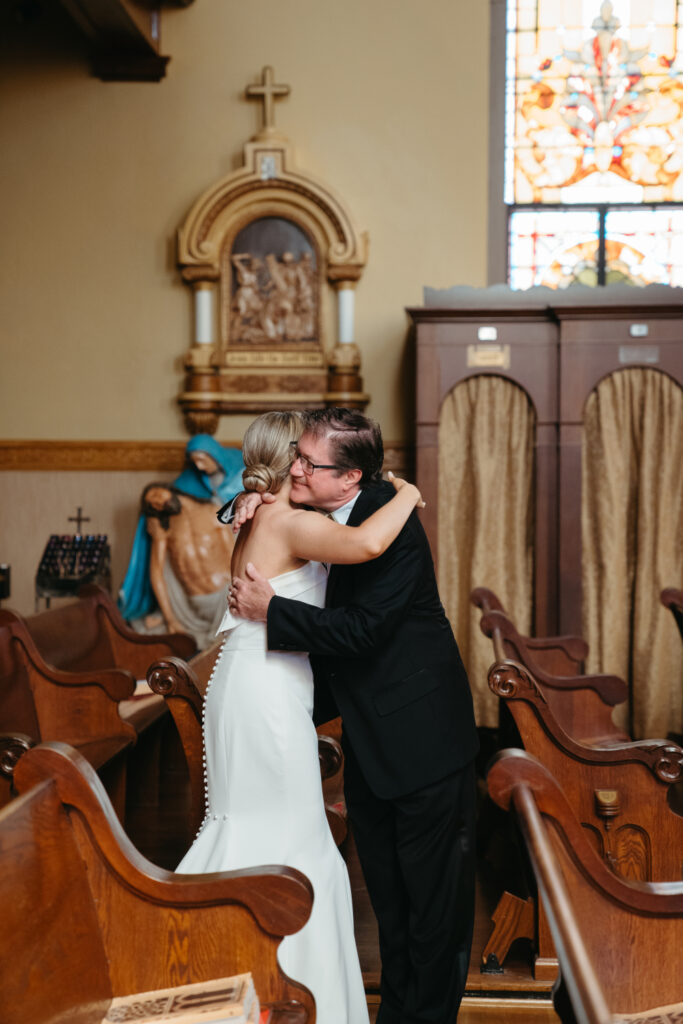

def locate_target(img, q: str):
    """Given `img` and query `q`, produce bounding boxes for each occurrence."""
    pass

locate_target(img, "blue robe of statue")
[118,435,244,623]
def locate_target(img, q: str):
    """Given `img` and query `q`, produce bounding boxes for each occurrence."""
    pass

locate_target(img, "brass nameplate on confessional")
[467,344,510,369]
[224,350,325,368]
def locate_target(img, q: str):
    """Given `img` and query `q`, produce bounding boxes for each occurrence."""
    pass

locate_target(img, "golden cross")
[246,66,290,132]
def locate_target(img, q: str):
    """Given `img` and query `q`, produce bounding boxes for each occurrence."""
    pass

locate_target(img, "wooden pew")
[661,586,683,642]
[147,651,348,849]
[472,588,629,746]
[488,658,683,882]
[0,589,202,859]
[487,747,683,1024]
[480,656,683,977]
[0,611,137,815]
[0,731,33,808]
[0,740,315,1024]
[471,587,589,676]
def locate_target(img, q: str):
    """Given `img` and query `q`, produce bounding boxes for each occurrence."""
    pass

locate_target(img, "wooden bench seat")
[487,748,683,1024]
[0,740,315,1024]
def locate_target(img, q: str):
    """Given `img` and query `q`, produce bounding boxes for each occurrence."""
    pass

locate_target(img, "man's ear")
[345,468,362,488]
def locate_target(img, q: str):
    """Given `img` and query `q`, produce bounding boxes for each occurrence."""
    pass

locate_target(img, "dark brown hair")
[301,408,383,485]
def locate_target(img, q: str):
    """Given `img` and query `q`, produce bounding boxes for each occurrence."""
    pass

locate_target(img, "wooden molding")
[0,440,412,475]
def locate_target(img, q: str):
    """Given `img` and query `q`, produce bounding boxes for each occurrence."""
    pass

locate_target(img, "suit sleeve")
[267,512,425,658]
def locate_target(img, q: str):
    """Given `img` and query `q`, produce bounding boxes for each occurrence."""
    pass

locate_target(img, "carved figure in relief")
[265,251,301,339]
[296,252,315,337]
[230,249,316,344]
[230,254,266,341]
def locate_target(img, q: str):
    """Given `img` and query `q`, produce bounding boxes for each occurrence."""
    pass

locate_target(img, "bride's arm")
[282,475,424,565]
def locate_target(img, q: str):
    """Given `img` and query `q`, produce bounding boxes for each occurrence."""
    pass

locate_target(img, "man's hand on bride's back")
[229,563,275,620]
[231,490,276,533]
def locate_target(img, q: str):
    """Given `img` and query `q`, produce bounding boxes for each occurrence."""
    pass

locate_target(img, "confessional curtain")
[438,375,535,728]
[582,368,683,739]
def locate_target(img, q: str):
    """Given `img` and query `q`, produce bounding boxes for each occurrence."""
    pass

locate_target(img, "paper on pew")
[101,972,259,1023]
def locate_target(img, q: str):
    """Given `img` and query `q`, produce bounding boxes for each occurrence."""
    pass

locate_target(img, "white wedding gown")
[176,560,369,1024]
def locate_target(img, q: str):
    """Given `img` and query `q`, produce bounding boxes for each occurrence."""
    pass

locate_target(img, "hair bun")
[242,463,278,494]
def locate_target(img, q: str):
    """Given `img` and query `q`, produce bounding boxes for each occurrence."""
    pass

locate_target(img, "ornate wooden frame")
[176,69,370,432]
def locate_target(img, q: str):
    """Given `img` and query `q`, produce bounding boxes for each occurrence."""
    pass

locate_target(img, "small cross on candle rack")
[68,507,90,534]
[246,66,290,132]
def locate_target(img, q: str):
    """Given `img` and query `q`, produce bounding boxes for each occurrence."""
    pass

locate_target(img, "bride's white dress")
[176,560,369,1024]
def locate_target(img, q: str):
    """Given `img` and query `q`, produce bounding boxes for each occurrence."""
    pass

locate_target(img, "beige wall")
[0,0,489,442]
[0,0,490,614]
[0,470,152,616]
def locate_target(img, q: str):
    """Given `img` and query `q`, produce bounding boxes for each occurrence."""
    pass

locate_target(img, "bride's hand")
[387,471,426,508]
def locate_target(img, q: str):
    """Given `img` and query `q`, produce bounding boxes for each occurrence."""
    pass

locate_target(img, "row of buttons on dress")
[196,639,229,835]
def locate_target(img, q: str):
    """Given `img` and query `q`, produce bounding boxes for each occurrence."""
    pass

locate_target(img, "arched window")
[502,0,683,288]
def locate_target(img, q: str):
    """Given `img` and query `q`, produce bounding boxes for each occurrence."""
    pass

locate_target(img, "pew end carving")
[487,748,683,1024]
[480,656,683,980]
[0,740,315,1024]
[487,658,683,882]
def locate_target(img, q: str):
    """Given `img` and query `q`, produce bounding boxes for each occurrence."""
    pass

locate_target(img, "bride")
[176,411,423,1024]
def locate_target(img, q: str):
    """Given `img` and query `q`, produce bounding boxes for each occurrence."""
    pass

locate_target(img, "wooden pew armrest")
[79,583,198,663]
[43,664,137,701]
[14,741,314,931]
[522,633,589,665]
[488,660,683,782]
[482,613,626,705]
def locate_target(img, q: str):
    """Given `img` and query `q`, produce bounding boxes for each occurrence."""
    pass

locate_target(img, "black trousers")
[344,748,477,1024]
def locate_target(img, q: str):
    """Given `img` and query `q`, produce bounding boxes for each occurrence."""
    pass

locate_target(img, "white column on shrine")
[337,282,355,344]
[193,282,214,345]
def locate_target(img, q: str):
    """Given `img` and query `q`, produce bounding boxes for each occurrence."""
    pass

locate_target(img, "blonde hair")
[241,411,303,494]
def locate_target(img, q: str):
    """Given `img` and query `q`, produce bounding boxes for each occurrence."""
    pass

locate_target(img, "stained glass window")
[505,0,683,287]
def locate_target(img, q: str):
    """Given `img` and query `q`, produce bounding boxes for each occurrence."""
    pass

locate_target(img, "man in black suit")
[230,408,479,1023]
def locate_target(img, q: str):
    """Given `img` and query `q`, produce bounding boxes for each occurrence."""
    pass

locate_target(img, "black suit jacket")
[267,481,479,799]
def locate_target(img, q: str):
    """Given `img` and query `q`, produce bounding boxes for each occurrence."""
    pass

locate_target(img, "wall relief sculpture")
[176,66,369,433]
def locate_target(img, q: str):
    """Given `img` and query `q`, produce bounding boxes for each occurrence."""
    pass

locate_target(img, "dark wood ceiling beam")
[58,0,191,81]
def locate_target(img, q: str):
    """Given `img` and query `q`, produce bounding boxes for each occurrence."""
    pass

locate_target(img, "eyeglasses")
[289,442,339,476]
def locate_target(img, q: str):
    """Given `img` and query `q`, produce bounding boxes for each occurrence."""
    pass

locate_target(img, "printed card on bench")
[101,972,259,1024]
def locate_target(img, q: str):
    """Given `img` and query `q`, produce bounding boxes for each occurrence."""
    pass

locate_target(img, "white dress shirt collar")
[328,490,362,525]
